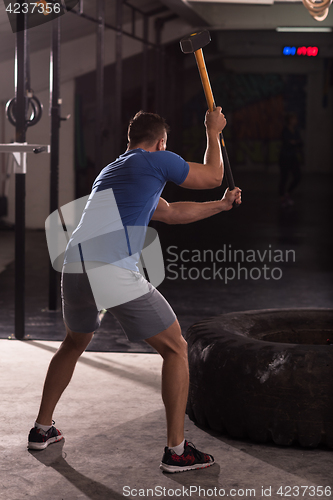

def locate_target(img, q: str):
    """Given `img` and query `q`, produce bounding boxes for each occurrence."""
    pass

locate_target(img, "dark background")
[0,29,332,351]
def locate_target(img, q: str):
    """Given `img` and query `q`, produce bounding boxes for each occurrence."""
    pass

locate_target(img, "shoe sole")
[160,459,215,473]
[28,434,64,450]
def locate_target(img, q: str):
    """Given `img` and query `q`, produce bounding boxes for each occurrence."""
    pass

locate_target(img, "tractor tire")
[184,308,333,448]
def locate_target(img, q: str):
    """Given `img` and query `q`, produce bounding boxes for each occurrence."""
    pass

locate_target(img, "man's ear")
[156,137,165,151]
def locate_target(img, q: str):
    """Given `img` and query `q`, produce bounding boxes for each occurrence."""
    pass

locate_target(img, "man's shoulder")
[148,150,185,163]
[151,150,182,157]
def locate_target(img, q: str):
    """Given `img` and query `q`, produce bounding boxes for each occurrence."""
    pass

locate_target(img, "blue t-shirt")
[64,149,189,270]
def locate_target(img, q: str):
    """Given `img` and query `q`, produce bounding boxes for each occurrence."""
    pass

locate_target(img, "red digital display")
[297,46,318,56]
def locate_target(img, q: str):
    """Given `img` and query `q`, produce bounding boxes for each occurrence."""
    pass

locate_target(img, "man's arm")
[152,188,242,225]
[180,107,225,190]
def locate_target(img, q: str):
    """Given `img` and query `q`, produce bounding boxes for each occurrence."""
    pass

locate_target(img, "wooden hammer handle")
[194,49,236,191]
[194,49,215,112]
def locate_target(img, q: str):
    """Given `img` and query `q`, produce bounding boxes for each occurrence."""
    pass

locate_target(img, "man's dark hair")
[127,111,170,147]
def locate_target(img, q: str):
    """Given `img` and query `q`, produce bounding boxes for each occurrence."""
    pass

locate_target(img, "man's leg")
[145,319,189,448]
[146,319,214,473]
[35,325,94,426]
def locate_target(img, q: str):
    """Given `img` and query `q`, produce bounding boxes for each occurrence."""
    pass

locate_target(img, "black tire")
[184,308,333,448]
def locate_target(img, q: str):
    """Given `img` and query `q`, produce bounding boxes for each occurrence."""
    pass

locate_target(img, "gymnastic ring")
[5,95,43,128]
[184,308,333,449]
[302,0,332,20]
[27,96,43,127]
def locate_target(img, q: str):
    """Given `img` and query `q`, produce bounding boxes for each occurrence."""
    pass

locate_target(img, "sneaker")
[160,440,214,473]
[28,421,64,450]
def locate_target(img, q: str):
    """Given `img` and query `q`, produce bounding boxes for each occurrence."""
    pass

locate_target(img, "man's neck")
[127,142,158,153]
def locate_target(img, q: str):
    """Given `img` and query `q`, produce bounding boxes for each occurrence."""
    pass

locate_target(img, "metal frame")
[5,11,53,336]
[142,14,149,110]
[0,139,51,339]
[56,0,166,48]
[7,0,181,338]
[61,0,179,145]
[95,0,105,176]
[14,11,28,340]
[115,0,123,156]
[48,17,61,311]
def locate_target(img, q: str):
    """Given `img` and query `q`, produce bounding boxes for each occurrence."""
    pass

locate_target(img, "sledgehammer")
[180,31,235,192]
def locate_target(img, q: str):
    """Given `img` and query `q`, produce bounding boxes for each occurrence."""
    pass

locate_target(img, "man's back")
[92,148,189,226]
[64,148,189,270]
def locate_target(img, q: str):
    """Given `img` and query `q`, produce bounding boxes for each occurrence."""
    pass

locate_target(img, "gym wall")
[0,20,331,229]
[0,15,192,229]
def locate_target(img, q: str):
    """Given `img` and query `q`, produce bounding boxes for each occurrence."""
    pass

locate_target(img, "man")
[279,112,302,208]
[28,107,242,473]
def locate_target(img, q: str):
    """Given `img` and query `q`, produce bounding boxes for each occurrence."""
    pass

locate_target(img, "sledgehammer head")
[180,30,211,54]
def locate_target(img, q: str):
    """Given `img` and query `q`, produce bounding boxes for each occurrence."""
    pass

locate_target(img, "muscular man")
[28,107,241,473]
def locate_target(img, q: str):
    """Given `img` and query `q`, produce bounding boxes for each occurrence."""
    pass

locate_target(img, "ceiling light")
[187,0,274,3]
[276,26,332,32]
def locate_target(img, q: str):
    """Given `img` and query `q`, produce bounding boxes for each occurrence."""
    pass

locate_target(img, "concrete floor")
[1,339,332,500]
[1,172,332,498]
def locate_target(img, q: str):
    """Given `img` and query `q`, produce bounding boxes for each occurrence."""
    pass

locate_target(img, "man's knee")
[177,332,188,355]
[164,320,187,353]
[162,336,188,362]
[178,336,188,364]
[147,320,188,360]
[63,327,93,354]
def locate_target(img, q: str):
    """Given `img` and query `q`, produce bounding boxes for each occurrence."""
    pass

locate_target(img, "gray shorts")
[61,266,176,342]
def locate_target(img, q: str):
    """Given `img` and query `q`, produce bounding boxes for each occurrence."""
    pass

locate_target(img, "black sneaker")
[160,440,214,473]
[28,421,64,450]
